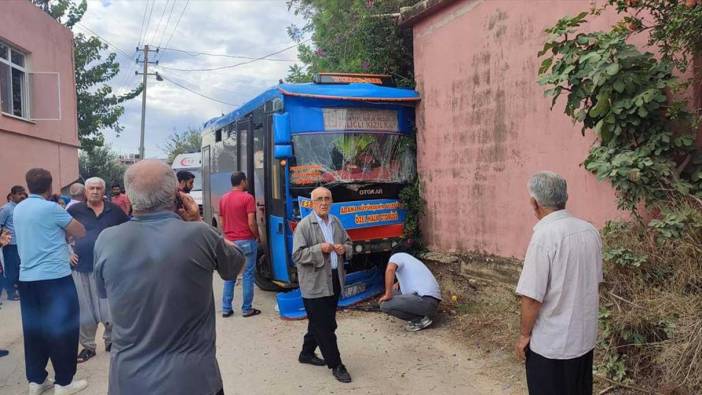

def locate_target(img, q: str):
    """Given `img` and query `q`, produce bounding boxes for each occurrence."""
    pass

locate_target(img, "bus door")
[237,117,267,245]
[264,113,290,285]
[202,145,212,225]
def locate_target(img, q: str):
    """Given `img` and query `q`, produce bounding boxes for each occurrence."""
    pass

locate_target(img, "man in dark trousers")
[68,177,129,363]
[0,185,27,301]
[292,186,353,383]
[515,171,603,394]
[13,168,88,394]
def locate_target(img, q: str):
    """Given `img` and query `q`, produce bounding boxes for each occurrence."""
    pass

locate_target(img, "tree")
[286,0,416,87]
[78,146,127,189]
[32,0,142,153]
[163,128,202,164]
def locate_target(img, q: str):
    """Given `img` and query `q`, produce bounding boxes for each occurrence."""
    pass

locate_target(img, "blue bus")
[201,73,419,318]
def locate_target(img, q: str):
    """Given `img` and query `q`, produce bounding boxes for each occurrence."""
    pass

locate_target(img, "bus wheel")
[255,255,286,292]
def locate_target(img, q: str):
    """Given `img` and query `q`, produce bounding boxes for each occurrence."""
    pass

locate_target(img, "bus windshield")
[291,132,415,186]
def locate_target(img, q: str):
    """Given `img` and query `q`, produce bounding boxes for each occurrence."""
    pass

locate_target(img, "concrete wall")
[412,0,626,259]
[0,0,79,193]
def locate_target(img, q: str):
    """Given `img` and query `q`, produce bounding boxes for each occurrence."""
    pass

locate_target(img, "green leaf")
[605,63,620,76]
[613,80,625,93]
[539,58,553,75]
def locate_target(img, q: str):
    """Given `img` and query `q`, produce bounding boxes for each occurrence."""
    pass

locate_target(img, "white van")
[171,153,203,212]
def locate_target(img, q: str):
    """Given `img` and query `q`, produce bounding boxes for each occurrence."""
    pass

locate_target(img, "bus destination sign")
[298,196,406,230]
[323,109,398,132]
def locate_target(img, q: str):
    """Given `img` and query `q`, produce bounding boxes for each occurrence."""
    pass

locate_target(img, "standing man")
[514,171,603,394]
[176,170,195,194]
[109,182,131,216]
[292,187,353,383]
[94,160,245,395]
[66,183,85,209]
[219,172,260,318]
[0,228,12,358]
[378,252,442,331]
[14,168,88,394]
[68,177,129,364]
[0,185,27,301]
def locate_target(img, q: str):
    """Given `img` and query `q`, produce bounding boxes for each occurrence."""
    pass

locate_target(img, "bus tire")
[255,255,286,292]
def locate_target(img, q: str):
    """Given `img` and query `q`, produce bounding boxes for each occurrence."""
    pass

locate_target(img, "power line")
[157,0,178,49]
[141,0,156,46]
[75,23,134,60]
[136,0,150,47]
[160,47,297,62]
[159,39,310,72]
[160,74,239,107]
[148,0,171,48]
[162,0,190,51]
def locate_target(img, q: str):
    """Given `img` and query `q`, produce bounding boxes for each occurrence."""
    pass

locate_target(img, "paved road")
[0,277,525,394]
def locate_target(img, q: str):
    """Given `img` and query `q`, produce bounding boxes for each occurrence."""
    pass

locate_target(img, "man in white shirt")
[515,171,603,394]
[378,252,442,331]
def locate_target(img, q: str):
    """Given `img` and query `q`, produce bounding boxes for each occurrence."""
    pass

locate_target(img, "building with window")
[0,1,79,194]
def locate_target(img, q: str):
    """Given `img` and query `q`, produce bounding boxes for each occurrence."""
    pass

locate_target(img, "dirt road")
[0,277,526,394]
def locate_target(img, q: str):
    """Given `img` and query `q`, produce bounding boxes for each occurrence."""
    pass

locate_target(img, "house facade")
[0,0,79,194]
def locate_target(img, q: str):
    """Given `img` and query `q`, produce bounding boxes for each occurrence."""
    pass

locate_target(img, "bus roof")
[202,82,419,132]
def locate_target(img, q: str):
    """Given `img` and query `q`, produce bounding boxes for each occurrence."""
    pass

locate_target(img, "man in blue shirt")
[14,168,88,395]
[0,185,27,300]
[68,177,128,363]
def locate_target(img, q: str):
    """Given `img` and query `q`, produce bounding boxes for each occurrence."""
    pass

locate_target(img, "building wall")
[412,0,626,259]
[0,0,79,193]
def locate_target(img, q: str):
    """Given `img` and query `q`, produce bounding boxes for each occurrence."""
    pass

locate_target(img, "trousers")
[301,269,342,369]
[18,275,79,386]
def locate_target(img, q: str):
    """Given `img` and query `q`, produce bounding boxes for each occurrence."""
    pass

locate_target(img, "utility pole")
[136,45,161,161]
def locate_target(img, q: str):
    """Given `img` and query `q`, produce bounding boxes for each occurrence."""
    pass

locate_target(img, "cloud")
[79,0,306,158]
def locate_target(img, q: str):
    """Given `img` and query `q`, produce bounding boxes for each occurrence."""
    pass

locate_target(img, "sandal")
[242,308,261,317]
[77,348,96,363]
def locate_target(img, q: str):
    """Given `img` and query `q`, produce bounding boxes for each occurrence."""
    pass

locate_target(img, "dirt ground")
[0,275,526,395]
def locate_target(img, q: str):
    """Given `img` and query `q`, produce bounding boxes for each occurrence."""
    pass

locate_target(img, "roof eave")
[399,0,460,27]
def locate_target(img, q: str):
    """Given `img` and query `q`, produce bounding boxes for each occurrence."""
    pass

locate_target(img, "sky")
[75,0,307,159]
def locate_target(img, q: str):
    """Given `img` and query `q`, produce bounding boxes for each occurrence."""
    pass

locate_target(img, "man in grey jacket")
[94,160,245,395]
[292,187,353,383]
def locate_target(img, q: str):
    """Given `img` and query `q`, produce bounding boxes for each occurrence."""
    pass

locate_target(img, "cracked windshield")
[290,132,415,186]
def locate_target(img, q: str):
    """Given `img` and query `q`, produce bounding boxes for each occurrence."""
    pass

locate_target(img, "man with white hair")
[66,183,85,209]
[514,171,603,394]
[292,186,353,383]
[68,177,129,363]
[94,160,245,395]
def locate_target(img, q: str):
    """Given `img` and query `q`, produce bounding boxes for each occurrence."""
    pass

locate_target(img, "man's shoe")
[28,378,54,395]
[54,380,88,395]
[0,349,8,357]
[405,316,433,332]
[222,311,234,318]
[332,364,352,383]
[76,348,96,364]
[298,353,325,366]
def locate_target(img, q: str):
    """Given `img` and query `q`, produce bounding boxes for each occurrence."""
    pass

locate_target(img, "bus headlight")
[355,244,363,253]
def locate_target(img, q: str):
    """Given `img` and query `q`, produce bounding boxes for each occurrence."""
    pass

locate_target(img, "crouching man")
[378,252,442,331]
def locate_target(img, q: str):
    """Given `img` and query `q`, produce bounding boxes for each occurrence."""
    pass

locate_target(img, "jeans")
[379,291,440,321]
[222,239,257,314]
[2,245,20,299]
[18,275,80,386]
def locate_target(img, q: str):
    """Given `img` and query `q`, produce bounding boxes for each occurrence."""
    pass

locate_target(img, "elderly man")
[66,183,85,209]
[68,177,129,363]
[292,187,353,383]
[0,185,27,301]
[13,168,88,395]
[514,171,603,395]
[378,252,442,331]
[94,160,245,395]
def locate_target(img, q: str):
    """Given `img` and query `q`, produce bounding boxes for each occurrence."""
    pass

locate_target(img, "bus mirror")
[274,144,293,159]
[273,113,291,144]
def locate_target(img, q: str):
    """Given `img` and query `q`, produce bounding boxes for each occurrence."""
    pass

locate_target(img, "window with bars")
[0,40,29,119]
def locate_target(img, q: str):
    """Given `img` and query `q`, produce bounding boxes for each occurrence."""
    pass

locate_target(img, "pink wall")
[0,0,79,192]
[412,0,626,259]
